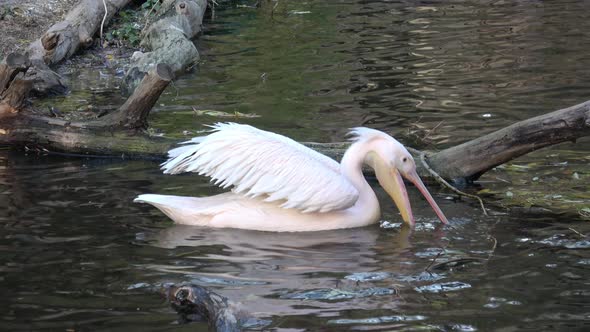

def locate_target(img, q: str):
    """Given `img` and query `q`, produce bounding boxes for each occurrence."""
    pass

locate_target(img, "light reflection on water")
[2,0,590,330]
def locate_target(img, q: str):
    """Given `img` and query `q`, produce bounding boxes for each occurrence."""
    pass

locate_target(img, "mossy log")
[0,65,177,158]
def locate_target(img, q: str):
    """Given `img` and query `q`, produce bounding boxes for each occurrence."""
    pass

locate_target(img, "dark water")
[2,0,590,331]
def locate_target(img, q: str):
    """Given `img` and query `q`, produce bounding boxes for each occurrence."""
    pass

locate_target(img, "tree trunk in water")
[426,100,590,182]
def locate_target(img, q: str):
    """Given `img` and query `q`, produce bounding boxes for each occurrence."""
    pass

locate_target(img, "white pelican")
[135,123,448,231]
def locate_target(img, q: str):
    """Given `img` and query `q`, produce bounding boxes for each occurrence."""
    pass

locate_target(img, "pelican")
[135,123,448,231]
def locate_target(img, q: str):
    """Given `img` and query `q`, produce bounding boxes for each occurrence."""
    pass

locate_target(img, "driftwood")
[166,284,250,332]
[0,64,175,157]
[307,100,590,182]
[428,101,590,182]
[102,63,174,129]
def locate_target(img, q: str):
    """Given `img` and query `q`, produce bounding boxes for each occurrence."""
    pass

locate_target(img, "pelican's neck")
[341,142,370,190]
[340,141,380,219]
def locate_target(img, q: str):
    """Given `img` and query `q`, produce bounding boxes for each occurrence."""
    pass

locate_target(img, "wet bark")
[166,284,248,332]
[101,63,174,129]
[0,53,29,95]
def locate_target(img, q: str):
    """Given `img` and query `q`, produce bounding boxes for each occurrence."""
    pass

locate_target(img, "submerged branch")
[166,284,250,332]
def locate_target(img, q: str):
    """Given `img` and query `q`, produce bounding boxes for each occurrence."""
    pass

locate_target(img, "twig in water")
[425,247,446,274]
[568,227,587,238]
[210,0,216,20]
[100,0,108,47]
[430,257,485,271]
[420,152,488,216]
[423,120,444,141]
[271,0,279,20]
[487,235,497,261]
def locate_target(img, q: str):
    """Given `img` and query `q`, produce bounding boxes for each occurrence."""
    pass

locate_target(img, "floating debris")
[537,234,590,249]
[127,282,151,290]
[191,276,268,286]
[415,281,471,293]
[329,314,427,325]
[281,287,395,301]
[192,107,261,118]
[394,271,445,282]
[447,324,478,331]
[379,220,402,229]
[484,297,522,309]
[344,272,391,282]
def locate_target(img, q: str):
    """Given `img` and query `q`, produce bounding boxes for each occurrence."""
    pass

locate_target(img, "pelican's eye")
[402,157,408,163]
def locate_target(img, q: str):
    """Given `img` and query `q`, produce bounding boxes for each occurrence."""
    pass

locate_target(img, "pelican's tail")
[134,194,216,226]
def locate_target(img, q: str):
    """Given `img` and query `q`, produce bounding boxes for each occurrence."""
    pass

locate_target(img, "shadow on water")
[2,0,590,330]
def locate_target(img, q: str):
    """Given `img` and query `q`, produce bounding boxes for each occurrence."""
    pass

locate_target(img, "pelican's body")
[135,123,447,231]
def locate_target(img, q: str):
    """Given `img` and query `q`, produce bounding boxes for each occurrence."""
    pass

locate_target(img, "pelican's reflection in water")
[145,224,418,316]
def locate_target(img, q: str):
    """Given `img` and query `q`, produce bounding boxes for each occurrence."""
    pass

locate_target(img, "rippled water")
[2,0,590,331]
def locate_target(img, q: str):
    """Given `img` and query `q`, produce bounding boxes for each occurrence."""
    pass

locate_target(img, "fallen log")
[0,65,176,157]
[2,98,589,182]
[0,0,209,157]
[428,100,590,183]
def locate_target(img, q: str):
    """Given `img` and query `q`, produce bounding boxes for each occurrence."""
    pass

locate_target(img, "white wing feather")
[161,123,359,213]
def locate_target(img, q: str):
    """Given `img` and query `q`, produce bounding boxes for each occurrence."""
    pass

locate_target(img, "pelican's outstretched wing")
[161,123,359,213]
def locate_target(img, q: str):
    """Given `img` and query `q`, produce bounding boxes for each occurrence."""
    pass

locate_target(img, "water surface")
[2,0,590,330]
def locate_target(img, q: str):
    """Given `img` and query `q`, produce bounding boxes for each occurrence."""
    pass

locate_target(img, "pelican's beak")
[373,157,415,226]
[401,169,449,225]
[372,155,448,226]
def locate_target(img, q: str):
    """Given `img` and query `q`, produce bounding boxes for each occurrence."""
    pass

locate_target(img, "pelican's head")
[350,128,448,227]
